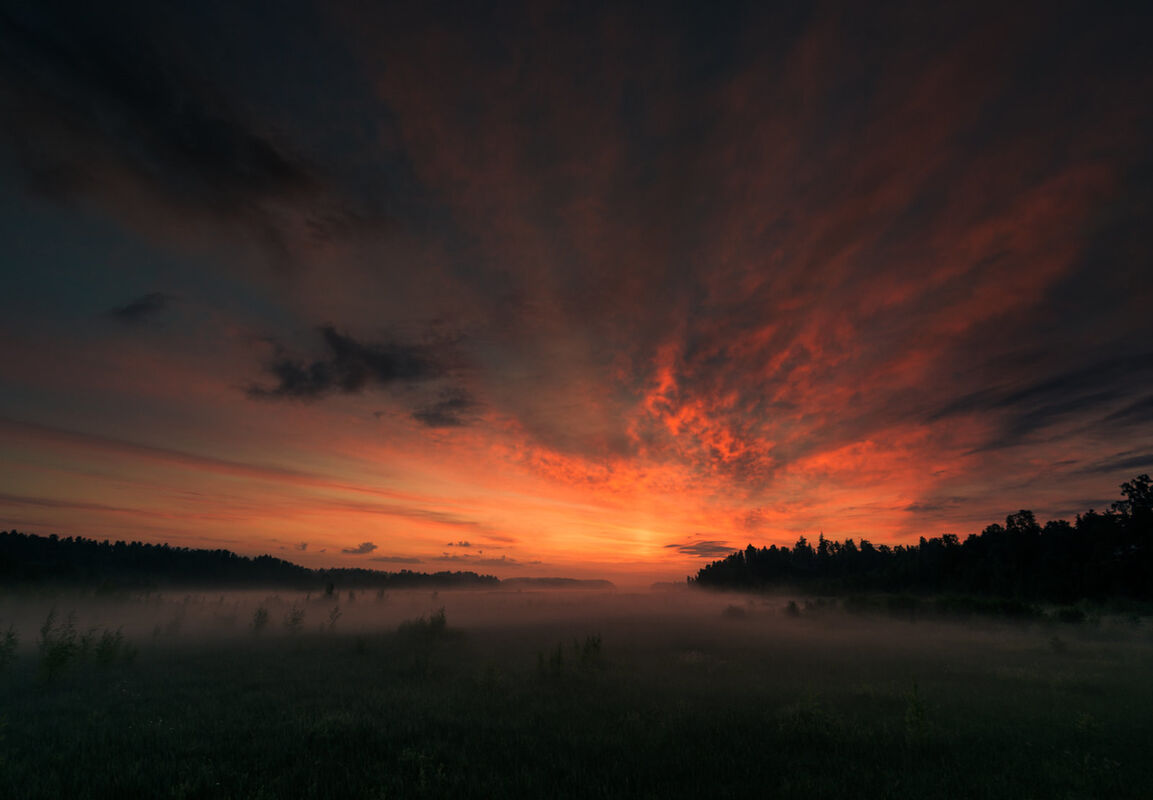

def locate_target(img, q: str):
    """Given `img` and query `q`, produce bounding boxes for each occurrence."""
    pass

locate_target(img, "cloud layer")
[1,0,1151,579]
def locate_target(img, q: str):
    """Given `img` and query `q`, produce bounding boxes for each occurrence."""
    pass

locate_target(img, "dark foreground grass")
[2,596,1152,799]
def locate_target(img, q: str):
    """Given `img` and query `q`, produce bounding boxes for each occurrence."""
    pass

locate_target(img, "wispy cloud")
[369,555,422,564]
[413,388,480,428]
[109,292,171,324]
[1080,452,1153,476]
[434,553,536,568]
[341,541,377,555]
[664,539,735,558]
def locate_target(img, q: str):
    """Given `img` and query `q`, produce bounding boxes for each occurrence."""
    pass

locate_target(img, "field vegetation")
[2,587,1152,798]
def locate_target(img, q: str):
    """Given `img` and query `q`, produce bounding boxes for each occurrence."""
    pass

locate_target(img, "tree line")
[693,475,1153,602]
[0,531,499,590]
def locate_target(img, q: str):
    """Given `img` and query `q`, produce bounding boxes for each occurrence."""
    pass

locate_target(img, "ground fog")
[2,586,1151,798]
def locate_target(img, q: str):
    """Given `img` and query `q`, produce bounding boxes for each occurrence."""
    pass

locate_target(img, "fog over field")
[3,584,1153,798]
[5,583,1152,669]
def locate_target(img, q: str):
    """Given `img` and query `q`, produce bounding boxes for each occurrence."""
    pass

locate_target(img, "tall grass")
[3,591,1151,798]
[36,608,136,680]
[0,625,17,669]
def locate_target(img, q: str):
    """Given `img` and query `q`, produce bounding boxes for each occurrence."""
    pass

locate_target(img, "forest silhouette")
[0,531,498,590]
[694,475,1153,602]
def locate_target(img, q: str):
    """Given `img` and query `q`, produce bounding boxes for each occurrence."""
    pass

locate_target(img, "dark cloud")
[0,416,326,484]
[996,354,1153,411]
[903,498,967,514]
[1080,452,1153,476]
[341,541,377,555]
[369,555,422,564]
[295,542,308,551]
[664,540,734,558]
[0,3,398,265]
[0,9,303,198]
[249,326,442,400]
[1103,396,1153,428]
[932,352,1153,449]
[0,491,156,516]
[109,292,170,324]
[1047,499,1117,518]
[445,540,471,548]
[413,388,479,428]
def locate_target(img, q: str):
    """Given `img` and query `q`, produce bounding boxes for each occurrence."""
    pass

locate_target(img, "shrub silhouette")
[721,604,747,619]
[397,607,447,639]
[283,606,305,634]
[37,609,135,679]
[38,609,77,680]
[94,628,135,666]
[1056,607,1087,624]
[775,695,842,746]
[904,680,928,742]
[0,626,16,670]
[537,635,604,678]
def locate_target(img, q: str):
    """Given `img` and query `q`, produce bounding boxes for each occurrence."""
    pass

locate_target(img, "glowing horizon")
[2,2,1151,583]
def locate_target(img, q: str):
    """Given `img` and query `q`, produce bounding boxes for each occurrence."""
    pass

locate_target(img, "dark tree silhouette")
[693,476,1153,602]
[0,532,498,590]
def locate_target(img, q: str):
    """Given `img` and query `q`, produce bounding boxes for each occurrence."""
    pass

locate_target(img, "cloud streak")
[369,555,422,564]
[109,292,171,324]
[413,388,479,428]
[664,540,736,559]
[341,541,377,555]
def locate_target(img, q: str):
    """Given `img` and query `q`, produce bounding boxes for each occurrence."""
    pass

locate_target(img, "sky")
[1,0,1151,584]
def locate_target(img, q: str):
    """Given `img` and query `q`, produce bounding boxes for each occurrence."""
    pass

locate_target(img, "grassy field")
[2,588,1152,799]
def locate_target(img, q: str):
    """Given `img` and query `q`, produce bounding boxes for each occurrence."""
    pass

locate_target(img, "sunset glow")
[2,1,1151,584]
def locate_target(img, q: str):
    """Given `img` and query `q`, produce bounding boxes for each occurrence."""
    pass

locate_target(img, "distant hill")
[501,577,615,590]
[0,530,499,590]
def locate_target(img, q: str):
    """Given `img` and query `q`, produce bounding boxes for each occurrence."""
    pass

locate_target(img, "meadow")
[2,587,1152,799]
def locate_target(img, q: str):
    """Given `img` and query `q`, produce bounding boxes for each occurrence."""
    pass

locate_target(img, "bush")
[38,609,78,680]
[397,607,447,639]
[721,604,747,620]
[0,626,17,670]
[37,609,134,680]
[578,634,603,666]
[94,628,135,666]
[1056,607,1087,624]
[252,606,270,634]
[283,606,305,634]
[537,635,604,679]
[775,695,842,746]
